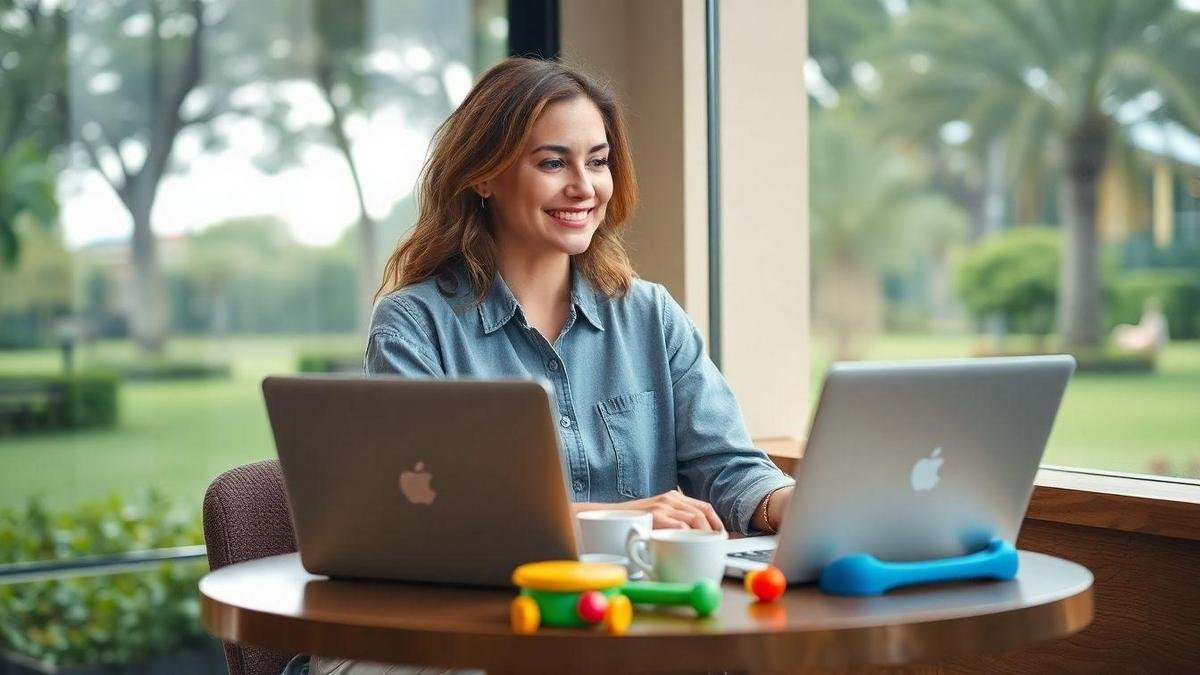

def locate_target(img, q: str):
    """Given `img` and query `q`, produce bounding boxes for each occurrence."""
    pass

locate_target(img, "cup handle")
[626,529,654,579]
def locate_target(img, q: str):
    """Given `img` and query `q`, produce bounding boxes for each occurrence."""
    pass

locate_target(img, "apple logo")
[399,461,437,505]
[910,447,944,492]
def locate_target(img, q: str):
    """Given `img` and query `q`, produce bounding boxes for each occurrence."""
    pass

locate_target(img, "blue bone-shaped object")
[819,539,1019,596]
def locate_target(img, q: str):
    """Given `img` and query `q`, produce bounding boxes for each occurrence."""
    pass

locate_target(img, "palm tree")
[871,0,1200,347]
[811,110,967,359]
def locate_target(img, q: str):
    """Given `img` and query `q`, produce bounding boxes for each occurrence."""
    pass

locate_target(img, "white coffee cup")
[578,553,632,568]
[626,528,729,585]
[577,510,653,558]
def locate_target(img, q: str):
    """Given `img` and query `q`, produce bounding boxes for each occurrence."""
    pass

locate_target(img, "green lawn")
[0,335,360,512]
[1,334,1197,515]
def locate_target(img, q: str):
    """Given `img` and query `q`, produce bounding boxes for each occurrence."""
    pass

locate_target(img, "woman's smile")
[545,207,594,228]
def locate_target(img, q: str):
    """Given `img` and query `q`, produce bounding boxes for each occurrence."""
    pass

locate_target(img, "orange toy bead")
[511,595,540,634]
[602,594,633,635]
[745,566,787,602]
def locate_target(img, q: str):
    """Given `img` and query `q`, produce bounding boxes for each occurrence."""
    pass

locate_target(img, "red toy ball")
[576,590,609,623]
[745,566,787,602]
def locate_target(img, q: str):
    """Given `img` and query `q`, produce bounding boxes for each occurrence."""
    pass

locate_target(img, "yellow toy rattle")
[511,561,722,635]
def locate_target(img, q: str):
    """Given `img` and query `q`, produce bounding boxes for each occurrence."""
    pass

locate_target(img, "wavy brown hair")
[376,58,639,303]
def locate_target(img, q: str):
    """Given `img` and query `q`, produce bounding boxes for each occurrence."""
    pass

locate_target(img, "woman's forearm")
[751,486,793,534]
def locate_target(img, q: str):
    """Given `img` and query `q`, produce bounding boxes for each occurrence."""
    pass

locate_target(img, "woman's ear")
[472,182,492,199]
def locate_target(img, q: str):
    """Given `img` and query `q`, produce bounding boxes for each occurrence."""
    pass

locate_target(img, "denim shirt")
[364,261,793,534]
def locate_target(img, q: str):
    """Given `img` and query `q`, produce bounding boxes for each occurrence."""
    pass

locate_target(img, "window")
[806,0,1200,480]
[0,0,506,669]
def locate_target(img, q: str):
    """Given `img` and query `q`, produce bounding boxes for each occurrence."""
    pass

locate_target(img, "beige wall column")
[560,0,710,338]
[718,0,809,439]
[562,0,809,441]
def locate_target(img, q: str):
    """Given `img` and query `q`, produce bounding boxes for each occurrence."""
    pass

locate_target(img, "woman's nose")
[564,166,596,200]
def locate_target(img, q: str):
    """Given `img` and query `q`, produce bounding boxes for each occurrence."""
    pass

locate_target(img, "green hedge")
[297,350,362,373]
[1107,269,1200,340]
[0,492,210,669]
[0,371,119,434]
[973,346,1156,373]
[99,359,232,382]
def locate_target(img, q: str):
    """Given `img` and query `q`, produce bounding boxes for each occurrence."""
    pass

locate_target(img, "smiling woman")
[298,56,793,675]
[369,57,794,539]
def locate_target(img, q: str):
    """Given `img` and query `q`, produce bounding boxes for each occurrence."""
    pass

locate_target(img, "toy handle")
[620,580,693,604]
[820,539,1019,596]
[625,530,655,580]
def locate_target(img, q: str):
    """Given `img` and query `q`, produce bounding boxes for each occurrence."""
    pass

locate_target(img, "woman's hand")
[574,491,724,531]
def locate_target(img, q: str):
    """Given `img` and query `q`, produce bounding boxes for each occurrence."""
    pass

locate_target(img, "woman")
[292,56,796,675]
[368,57,794,534]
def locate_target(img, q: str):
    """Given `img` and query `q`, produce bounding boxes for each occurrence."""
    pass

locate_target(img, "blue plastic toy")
[819,539,1019,596]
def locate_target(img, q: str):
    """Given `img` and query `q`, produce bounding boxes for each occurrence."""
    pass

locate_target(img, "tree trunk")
[128,194,166,354]
[815,257,883,361]
[357,213,378,332]
[1058,116,1108,348]
[316,66,377,335]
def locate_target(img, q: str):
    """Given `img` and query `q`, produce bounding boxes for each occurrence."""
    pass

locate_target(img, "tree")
[284,0,498,332]
[66,0,310,353]
[65,0,213,353]
[872,0,1200,347]
[953,227,1059,352]
[0,142,57,268]
[177,216,291,335]
[0,0,70,268]
[810,110,968,359]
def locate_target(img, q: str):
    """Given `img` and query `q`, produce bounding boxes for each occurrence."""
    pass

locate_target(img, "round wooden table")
[200,552,1093,674]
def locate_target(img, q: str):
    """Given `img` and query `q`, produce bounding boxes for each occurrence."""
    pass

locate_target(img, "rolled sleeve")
[663,291,794,534]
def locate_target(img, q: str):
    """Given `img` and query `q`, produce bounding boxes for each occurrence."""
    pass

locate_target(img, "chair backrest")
[203,459,298,675]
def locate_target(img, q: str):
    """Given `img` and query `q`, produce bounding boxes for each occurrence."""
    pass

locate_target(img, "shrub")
[0,371,118,435]
[1107,269,1200,340]
[297,350,362,373]
[953,227,1059,342]
[0,492,210,669]
[62,370,119,429]
[100,359,231,382]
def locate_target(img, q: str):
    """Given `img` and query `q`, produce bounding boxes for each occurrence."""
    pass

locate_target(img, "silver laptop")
[262,376,578,587]
[726,355,1075,582]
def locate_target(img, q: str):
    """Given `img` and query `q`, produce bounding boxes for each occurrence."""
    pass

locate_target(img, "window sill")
[756,437,1200,543]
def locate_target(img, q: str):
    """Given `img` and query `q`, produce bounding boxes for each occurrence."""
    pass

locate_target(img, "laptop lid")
[766,355,1074,583]
[262,375,578,587]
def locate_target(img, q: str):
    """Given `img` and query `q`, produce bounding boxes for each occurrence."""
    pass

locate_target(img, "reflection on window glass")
[0,0,505,669]
[807,0,1200,479]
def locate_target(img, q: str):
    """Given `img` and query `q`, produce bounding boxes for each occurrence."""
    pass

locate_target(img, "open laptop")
[726,355,1075,582]
[262,376,578,587]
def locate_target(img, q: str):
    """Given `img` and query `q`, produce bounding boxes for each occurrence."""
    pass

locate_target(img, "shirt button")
[548,359,559,371]
[559,416,571,429]
[573,480,584,492]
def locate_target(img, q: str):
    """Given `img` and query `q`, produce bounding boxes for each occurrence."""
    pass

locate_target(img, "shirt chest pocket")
[597,390,675,499]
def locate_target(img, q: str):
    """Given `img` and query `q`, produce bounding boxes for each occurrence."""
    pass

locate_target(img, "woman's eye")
[539,158,564,169]
[590,157,610,168]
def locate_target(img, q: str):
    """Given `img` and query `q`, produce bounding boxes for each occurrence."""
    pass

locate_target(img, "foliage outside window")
[0,0,506,671]
[808,0,1200,479]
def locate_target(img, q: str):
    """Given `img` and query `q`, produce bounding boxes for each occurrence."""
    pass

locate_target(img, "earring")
[480,196,487,210]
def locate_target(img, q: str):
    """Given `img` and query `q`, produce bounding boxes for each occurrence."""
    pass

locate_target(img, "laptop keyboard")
[728,549,773,564]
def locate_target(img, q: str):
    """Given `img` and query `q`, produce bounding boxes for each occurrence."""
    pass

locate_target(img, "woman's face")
[480,96,613,259]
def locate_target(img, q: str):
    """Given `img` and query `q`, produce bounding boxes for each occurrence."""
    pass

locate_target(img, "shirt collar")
[570,264,605,332]
[476,261,606,334]
[477,271,520,335]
